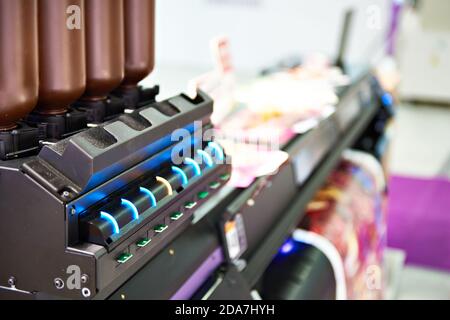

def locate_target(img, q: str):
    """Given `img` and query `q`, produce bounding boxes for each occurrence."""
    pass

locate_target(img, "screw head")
[81,274,89,284]
[8,276,16,287]
[81,287,91,298]
[54,278,64,290]
[70,207,77,216]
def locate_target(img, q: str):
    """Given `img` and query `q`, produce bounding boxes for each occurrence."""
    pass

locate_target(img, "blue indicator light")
[121,199,139,221]
[171,166,189,186]
[139,187,157,208]
[100,211,120,235]
[381,92,393,107]
[208,142,224,161]
[280,239,295,255]
[184,157,201,176]
[197,149,213,168]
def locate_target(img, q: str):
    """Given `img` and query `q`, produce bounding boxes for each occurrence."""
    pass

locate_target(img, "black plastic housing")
[0,90,231,299]
[0,122,40,160]
[25,108,88,140]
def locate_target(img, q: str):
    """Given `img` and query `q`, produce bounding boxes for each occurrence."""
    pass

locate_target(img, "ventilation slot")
[181,93,204,105]
[79,127,117,149]
[118,113,152,131]
[151,101,180,117]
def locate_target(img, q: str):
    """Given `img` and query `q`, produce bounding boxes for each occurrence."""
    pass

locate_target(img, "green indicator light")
[170,212,184,221]
[220,173,230,181]
[117,253,133,264]
[197,191,209,199]
[209,181,221,189]
[136,238,151,248]
[184,201,197,209]
[154,224,168,233]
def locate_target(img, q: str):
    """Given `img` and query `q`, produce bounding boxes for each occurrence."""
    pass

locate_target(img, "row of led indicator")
[116,211,184,264]
[100,143,224,235]
[100,175,175,235]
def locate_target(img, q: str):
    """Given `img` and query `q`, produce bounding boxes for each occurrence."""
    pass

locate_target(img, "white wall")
[397,3,450,102]
[154,0,392,71]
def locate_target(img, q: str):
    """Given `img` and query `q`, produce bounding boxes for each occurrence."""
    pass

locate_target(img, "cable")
[292,229,347,300]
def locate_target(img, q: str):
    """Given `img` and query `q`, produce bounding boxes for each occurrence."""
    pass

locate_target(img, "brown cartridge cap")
[121,0,155,89]
[35,0,86,115]
[83,0,124,101]
[0,0,39,130]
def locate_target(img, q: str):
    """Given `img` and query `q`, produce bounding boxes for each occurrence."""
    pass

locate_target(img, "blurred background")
[143,0,450,299]
[156,0,389,70]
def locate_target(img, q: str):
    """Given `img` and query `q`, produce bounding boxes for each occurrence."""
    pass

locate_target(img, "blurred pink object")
[219,140,289,188]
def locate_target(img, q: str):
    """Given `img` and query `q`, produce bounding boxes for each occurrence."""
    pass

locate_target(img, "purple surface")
[387,175,450,271]
[387,1,402,55]
[170,248,224,300]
